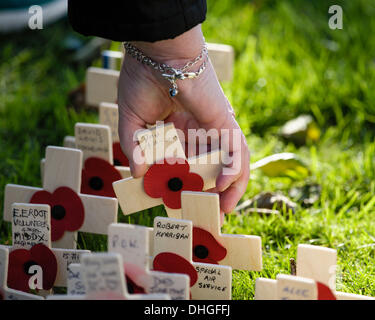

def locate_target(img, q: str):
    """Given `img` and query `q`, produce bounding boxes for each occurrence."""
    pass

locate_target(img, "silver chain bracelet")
[123,42,208,97]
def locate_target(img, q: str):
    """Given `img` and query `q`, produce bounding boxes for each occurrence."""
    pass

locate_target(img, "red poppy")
[7,243,57,293]
[317,281,336,300]
[153,252,198,287]
[192,227,227,264]
[113,142,129,167]
[143,158,204,209]
[81,157,122,197]
[125,275,145,294]
[30,186,84,241]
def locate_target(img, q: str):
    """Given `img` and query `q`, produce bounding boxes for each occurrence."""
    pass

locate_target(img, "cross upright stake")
[108,223,190,300]
[75,122,131,195]
[181,191,262,271]
[113,122,225,219]
[80,252,170,300]
[152,216,232,300]
[3,146,118,249]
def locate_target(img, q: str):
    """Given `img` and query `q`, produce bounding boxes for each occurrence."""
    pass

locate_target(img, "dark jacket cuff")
[68,0,207,42]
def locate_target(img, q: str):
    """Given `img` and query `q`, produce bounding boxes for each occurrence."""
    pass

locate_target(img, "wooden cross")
[0,246,44,300]
[47,122,130,182]
[85,67,119,108]
[47,252,170,300]
[6,203,90,292]
[255,244,375,300]
[181,191,262,271]
[75,122,131,179]
[62,102,129,168]
[152,216,232,300]
[206,42,234,82]
[113,122,225,219]
[3,146,118,249]
[108,222,190,300]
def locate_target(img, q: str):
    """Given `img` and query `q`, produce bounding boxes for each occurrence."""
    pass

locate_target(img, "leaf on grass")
[251,152,309,178]
[235,191,297,214]
[280,114,320,145]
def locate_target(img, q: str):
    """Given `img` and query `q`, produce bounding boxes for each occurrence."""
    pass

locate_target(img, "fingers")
[118,111,148,178]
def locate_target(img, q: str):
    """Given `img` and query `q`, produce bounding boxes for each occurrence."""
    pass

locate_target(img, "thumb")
[118,112,148,178]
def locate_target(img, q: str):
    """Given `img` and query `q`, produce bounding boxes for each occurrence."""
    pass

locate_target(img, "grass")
[1,0,375,299]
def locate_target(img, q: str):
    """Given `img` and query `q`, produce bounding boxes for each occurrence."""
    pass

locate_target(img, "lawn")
[1,0,375,299]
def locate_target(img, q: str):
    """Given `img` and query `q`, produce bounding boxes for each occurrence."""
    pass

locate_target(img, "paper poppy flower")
[143,158,204,209]
[113,142,129,167]
[7,243,57,293]
[81,157,122,197]
[153,252,198,287]
[30,186,84,241]
[126,275,145,294]
[192,227,227,264]
[317,282,336,300]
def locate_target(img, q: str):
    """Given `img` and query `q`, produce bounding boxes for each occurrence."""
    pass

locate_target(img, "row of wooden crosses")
[1,46,373,300]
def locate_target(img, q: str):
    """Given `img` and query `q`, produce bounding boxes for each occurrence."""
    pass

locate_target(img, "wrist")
[130,24,205,67]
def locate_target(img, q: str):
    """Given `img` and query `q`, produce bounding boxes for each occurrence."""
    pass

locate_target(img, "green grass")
[1,0,375,299]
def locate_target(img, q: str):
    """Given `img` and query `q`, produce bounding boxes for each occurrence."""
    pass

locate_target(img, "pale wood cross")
[181,191,262,271]
[3,146,118,249]
[0,246,44,300]
[113,122,225,219]
[255,244,375,300]
[47,252,170,300]
[62,102,129,168]
[47,122,130,182]
[5,203,90,293]
[108,222,190,300]
[152,216,232,300]
[85,67,119,108]
[75,122,131,178]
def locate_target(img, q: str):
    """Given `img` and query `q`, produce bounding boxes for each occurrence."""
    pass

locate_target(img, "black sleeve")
[67,1,207,43]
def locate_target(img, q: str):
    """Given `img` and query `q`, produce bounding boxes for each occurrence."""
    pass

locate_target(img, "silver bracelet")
[123,42,208,97]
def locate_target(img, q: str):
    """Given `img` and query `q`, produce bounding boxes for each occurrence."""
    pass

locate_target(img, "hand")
[117,24,250,223]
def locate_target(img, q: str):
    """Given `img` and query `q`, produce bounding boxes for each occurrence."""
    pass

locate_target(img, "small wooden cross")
[255,244,375,300]
[113,122,225,219]
[62,103,129,168]
[206,42,234,82]
[0,246,44,300]
[181,191,262,271]
[80,252,170,300]
[108,222,190,300]
[85,67,119,108]
[75,122,131,179]
[152,216,232,300]
[3,146,118,249]
[7,203,90,292]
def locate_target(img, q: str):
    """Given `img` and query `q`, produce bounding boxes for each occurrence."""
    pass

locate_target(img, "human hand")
[117,24,250,222]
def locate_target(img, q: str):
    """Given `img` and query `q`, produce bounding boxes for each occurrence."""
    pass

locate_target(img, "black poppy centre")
[51,204,66,220]
[194,245,209,259]
[89,176,104,190]
[23,260,39,275]
[167,177,183,192]
[113,159,122,166]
